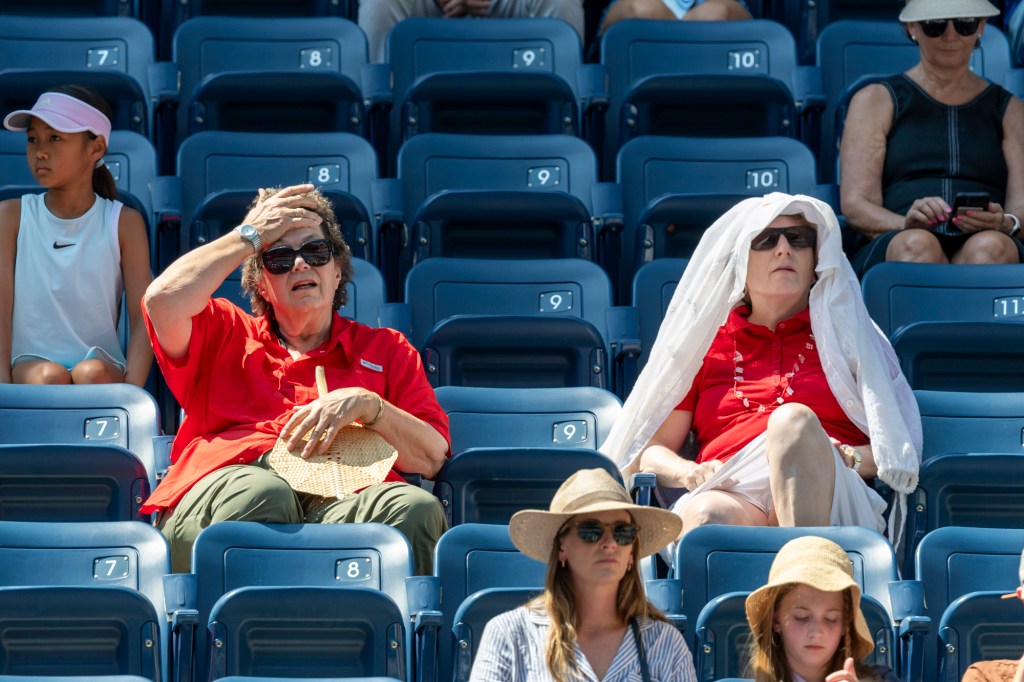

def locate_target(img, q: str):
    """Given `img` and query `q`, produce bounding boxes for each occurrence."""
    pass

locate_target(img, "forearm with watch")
[836,443,877,479]
[1005,211,1021,237]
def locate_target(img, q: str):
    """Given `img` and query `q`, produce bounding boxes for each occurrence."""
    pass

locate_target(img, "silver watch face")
[240,224,258,240]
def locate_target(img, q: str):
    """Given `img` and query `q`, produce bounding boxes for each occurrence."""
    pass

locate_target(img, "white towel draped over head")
[599,192,922,550]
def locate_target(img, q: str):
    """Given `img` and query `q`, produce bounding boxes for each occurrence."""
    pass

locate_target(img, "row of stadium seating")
[2,13,1019,180]
[0,517,1017,681]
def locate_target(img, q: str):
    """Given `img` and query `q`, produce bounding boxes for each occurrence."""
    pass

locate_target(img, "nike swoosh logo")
[53,241,75,249]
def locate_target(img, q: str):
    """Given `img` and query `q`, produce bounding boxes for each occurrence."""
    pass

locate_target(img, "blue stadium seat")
[0,521,171,680]
[433,446,621,526]
[0,0,139,16]
[674,525,907,668]
[388,133,608,295]
[817,20,1013,183]
[914,527,1024,682]
[600,19,825,178]
[631,258,689,371]
[175,130,379,265]
[915,390,1024,459]
[171,17,370,150]
[615,135,827,301]
[0,443,149,522]
[694,591,895,680]
[0,678,152,682]
[892,321,1024,391]
[383,18,601,175]
[436,385,622,454]
[179,521,439,682]
[217,679,402,682]
[0,384,165,490]
[938,591,1024,682]
[449,587,540,682]
[434,524,546,682]
[0,16,161,139]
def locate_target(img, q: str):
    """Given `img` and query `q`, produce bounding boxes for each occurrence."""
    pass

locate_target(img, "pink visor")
[4,91,112,141]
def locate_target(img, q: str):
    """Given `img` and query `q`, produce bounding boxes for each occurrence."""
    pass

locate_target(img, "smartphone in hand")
[948,192,990,231]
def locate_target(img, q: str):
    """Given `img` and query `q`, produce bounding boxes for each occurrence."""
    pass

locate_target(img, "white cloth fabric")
[470,605,696,682]
[600,193,922,551]
[12,193,125,372]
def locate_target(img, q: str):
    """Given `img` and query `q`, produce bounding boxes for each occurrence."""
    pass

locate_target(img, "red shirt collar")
[256,312,356,366]
[726,304,812,335]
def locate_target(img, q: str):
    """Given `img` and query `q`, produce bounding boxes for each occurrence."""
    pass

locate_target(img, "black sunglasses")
[573,521,639,546]
[919,18,981,37]
[261,239,334,275]
[750,226,817,251]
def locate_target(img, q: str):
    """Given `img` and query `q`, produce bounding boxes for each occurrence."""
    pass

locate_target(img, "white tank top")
[11,193,126,371]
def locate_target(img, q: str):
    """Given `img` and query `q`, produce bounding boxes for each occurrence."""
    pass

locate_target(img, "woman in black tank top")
[838,0,1024,275]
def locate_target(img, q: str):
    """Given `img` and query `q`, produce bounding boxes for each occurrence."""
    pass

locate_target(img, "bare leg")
[766,403,835,526]
[12,359,71,385]
[680,488,769,537]
[601,0,675,33]
[952,230,1020,264]
[886,229,948,264]
[70,358,125,384]
[682,0,751,21]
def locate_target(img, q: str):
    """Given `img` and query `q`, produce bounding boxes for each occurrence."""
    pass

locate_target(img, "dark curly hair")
[240,187,353,317]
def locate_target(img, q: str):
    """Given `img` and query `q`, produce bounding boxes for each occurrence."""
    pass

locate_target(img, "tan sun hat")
[508,468,682,563]
[899,0,998,22]
[745,536,874,661]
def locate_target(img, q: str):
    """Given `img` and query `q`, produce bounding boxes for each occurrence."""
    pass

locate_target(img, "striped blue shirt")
[470,606,697,682]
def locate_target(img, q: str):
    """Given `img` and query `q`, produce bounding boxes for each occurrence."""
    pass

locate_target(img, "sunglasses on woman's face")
[919,18,981,37]
[261,238,334,275]
[573,521,639,545]
[750,226,817,251]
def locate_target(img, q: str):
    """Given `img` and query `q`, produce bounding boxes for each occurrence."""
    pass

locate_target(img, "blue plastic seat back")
[914,527,1024,681]
[436,385,622,454]
[915,389,1024,459]
[694,591,895,680]
[600,19,806,173]
[386,18,583,167]
[434,447,622,526]
[0,384,163,490]
[434,524,547,682]
[450,587,542,682]
[0,444,149,522]
[0,16,156,137]
[631,259,689,370]
[215,257,385,330]
[816,20,1012,183]
[190,521,414,682]
[207,586,406,679]
[176,130,378,262]
[938,591,1024,682]
[861,262,1024,337]
[402,258,613,349]
[891,321,1024,392]
[906,453,1024,578]
[421,314,610,390]
[0,521,171,680]
[172,17,368,147]
[0,0,136,16]
[216,678,402,682]
[675,525,898,654]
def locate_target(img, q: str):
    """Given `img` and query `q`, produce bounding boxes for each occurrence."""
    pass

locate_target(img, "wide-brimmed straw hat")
[899,0,999,22]
[745,536,874,661]
[509,468,682,563]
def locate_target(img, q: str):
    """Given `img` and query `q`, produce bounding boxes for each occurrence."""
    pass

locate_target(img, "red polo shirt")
[141,298,449,513]
[679,305,867,464]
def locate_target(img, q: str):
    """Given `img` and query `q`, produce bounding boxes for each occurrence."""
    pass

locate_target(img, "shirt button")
[845,399,855,408]
[238,457,246,463]
[778,322,786,329]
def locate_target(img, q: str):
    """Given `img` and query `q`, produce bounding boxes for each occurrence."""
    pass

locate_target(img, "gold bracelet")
[364,393,385,427]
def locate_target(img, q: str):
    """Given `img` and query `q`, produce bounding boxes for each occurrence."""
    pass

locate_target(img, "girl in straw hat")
[745,536,897,682]
[470,468,696,682]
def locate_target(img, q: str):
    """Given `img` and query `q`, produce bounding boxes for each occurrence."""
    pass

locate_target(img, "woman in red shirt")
[602,193,921,548]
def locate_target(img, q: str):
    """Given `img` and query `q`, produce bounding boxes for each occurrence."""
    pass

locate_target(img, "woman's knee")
[71,359,123,384]
[766,403,820,438]
[14,360,71,385]
[682,493,753,529]
[886,229,945,263]
[955,231,1021,264]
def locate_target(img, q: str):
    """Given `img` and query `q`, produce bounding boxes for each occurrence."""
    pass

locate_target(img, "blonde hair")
[532,515,667,682]
[747,586,860,682]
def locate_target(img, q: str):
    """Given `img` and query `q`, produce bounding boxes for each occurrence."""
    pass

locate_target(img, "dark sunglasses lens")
[750,229,778,251]
[611,523,638,545]
[954,18,980,35]
[921,18,979,37]
[921,20,947,36]
[263,249,296,274]
[785,227,817,248]
[262,240,332,274]
[576,523,604,543]
[300,240,332,266]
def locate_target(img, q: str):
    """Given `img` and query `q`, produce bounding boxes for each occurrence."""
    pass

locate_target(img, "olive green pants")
[156,464,445,575]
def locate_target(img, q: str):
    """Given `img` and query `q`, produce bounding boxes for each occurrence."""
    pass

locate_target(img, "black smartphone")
[951,192,991,216]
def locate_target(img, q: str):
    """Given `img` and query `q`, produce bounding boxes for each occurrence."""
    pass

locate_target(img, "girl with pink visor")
[0,84,153,386]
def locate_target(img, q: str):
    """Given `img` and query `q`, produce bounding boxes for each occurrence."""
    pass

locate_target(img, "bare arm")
[144,184,321,359]
[118,208,154,387]
[0,200,19,383]
[629,409,723,490]
[840,83,953,235]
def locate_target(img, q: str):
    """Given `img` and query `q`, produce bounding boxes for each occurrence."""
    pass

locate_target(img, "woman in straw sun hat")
[470,468,696,682]
[745,536,897,682]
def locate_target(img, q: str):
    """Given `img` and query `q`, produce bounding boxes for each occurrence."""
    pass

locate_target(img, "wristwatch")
[234,224,262,253]
[839,444,862,473]
[1006,213,1021,237]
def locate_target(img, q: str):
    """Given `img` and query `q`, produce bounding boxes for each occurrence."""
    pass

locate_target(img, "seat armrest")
[149,61,180,106]
[360,62,393,110]
[164,573,199,682]
[630,472,657,507]
[380,302,412,338]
